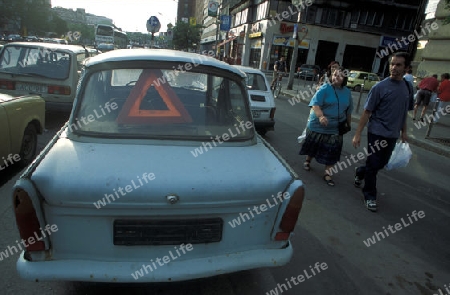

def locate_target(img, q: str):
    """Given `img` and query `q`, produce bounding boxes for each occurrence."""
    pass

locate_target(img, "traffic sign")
[146,16,161,33]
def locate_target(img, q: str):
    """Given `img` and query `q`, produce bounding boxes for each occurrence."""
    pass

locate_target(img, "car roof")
[232,65,264,75]
[3,42,87,54]
[85,49,247,78]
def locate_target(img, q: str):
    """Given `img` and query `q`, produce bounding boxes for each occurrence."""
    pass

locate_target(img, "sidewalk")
[268,72,450,158]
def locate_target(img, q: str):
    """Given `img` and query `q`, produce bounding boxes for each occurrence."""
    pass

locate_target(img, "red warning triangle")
[116,69,192,124]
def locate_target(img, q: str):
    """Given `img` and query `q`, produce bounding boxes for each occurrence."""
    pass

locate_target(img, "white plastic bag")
[385,142,412,170]
[297,128,307,144]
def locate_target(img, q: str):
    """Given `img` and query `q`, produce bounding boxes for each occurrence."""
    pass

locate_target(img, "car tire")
[19,123,38,166]
[257,129,267,136]
[354,85,361,92]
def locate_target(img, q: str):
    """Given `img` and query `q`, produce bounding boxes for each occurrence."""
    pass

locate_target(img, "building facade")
[416,0,450,79]
[211,0,427,76]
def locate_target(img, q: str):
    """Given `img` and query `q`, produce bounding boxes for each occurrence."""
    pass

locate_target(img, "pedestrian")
[403,68,414,87]
[317,61,340,87]
[434,73,450,123]
[412,74,439,121]
[299,66,353,186]
[352,52,414,212]
[271,56,288,89]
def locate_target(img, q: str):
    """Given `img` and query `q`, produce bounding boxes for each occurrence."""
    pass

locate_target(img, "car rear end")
[237,66,276,134]
[11,51,304,282]
[0,42,82,112]
[12,136,304,282]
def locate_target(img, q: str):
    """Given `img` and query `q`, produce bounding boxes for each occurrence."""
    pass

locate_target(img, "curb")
[280,90,450,158]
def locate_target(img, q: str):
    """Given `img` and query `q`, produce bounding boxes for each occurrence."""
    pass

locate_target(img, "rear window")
[0,45,71,80]
[246,73,267,91]
[72,65,254,140]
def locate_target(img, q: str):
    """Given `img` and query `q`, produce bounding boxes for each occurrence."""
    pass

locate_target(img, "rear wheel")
[19,124,38,166]
[274,82,282,98]
[354,85,362,92]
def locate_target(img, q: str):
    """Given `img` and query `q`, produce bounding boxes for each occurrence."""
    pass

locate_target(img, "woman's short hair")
[442,73,450,80]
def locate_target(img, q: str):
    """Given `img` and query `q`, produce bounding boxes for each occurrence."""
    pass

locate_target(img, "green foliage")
[172,21,203,51]
[0,0,69,36]
[445,0,450,24]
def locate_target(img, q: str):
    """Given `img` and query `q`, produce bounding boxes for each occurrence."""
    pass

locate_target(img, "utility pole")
[287,8,302,90]
[211,1,221,57]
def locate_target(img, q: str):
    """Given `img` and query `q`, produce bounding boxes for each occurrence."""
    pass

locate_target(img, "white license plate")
[16,83,48,93]
[251,110,261,118]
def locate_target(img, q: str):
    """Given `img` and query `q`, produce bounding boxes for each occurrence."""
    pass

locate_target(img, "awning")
[218,36,237,47]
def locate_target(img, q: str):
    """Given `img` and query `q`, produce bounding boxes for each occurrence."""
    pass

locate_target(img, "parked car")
[7,34,23,42]
[0,42,94,111]
[24,36,40,42]
[347,71,380,92]
[233,65,276,135]
[296,64,320,81]
[45,38,68,45]
[0,94,45,167]
[11,49,305,283]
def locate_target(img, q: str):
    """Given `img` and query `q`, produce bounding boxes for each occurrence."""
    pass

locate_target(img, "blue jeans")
[355,133,397,201]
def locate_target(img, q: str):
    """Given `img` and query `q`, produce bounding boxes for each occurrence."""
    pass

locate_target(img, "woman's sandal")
[303,160,311,171]
[323,174,335,186]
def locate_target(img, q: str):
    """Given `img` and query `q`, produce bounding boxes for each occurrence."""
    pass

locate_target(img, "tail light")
[275,186,305,241]
[48,85,71,95]
[0,80,15,90]
[270,108,276,119]
[13,188,45,252]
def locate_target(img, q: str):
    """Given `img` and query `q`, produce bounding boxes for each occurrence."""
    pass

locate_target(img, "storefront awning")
[218,36,237,47]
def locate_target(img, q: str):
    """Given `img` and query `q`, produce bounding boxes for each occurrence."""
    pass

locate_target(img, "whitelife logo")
[363,210,425,247]
[93,172,156,209]
[265,262,328,295]
[228,192,291,228]
[131,243,194,280]
[0,224,58,262]
[190,121,254,157]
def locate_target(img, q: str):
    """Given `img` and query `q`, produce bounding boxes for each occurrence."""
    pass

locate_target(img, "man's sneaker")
[354,167,362,187]
[364,200,377,212]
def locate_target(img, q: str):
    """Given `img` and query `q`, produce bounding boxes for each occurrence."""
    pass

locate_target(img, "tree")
[172,21,202,51]
[65,23,94,44]
[21,0,51,35]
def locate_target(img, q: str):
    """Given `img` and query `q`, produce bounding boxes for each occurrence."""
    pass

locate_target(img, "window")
[75,66,253,140]
[388,13,414,30]
[0,46,71,80]
[358,10,368,25]
[256,1,269,21]
[301,6,317,24]
[320,8,344,27]
[351,10,384,27]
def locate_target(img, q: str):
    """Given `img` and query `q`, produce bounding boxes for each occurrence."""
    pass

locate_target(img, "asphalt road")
[0,98,449,295]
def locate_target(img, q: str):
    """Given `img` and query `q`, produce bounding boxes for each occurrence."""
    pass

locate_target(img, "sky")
[425,0,440,19]
[51,0,178,33]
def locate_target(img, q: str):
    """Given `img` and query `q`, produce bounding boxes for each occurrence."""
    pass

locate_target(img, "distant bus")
[95,24,128,49]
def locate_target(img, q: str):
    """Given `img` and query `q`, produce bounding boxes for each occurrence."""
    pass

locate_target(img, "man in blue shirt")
[352,52,414,212]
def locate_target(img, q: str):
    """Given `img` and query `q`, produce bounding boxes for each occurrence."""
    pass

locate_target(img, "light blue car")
[12,49,305,283]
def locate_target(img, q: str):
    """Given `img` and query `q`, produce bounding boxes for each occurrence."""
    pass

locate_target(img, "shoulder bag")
[333,87,351,135]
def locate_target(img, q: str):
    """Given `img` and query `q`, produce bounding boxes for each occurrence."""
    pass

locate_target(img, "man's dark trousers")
[355,132,397,200]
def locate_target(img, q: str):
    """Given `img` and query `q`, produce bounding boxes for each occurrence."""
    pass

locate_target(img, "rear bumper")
[254,119,275,131]
[45,101,73,112]
[17,243,292,282]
